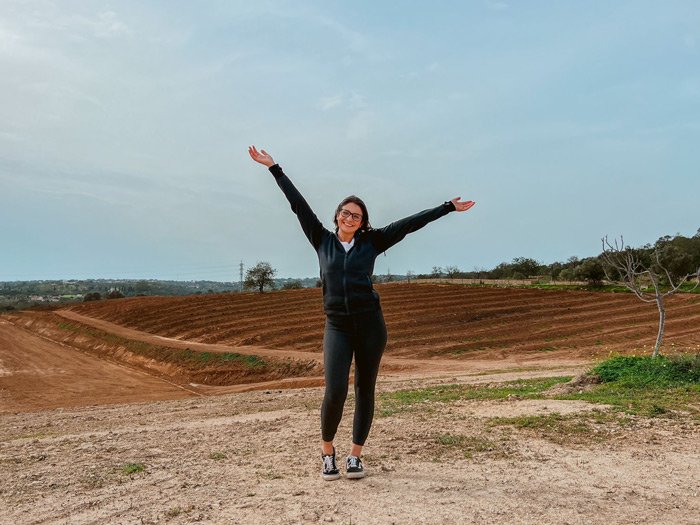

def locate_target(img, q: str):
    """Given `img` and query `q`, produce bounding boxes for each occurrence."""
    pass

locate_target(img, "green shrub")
[121,462,146,475]
[593,354,700,387]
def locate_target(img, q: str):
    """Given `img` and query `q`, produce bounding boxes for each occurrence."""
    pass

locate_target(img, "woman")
[248,145,475,480]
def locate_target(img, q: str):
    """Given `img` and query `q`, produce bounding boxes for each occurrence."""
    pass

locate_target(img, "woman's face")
[336,202,364,237]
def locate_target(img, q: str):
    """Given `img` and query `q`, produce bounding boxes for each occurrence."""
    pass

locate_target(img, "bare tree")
[601,236,700,358]
[444,265,461,278]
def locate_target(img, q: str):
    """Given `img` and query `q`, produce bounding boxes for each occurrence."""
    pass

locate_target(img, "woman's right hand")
[248,145,276,167]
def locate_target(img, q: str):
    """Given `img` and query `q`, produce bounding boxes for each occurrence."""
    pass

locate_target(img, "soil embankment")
[0,317,196,413]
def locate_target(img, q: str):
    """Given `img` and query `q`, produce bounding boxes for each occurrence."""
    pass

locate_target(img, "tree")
[511,257,540,278]
[573,258,606,285]
[653,234,700,284]
[244,261,277,293]
[431,266,443,278]
[444,265,460,278]
[601,235,700,358]
[549,261,563,280]
[281,279,303,290]
[489,262,511,279]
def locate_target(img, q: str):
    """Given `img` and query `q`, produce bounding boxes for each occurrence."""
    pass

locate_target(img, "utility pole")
[239,261,244,292]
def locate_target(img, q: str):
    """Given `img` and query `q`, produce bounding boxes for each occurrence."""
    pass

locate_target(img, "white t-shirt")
[340,238,355,252]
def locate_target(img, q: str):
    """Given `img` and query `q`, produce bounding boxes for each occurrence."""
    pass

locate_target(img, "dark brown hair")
[333,195,371,232]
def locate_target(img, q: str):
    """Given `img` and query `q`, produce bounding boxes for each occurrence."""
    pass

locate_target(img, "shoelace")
[323,455,337,472]
[347,456,361,469]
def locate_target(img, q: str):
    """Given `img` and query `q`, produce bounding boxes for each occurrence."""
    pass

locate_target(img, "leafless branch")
[601,234,697,357]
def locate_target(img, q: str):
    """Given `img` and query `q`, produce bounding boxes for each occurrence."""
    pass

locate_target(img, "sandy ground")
[0,318,196,413]
[1,380,699,525]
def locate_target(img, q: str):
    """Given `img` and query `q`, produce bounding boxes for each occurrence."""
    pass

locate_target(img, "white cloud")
[485,0,508,11]
[6,3,130,43]
[318,94,343,111]
[67,10,131,39]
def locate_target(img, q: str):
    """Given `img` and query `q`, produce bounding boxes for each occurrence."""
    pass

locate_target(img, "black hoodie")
[270,164,454,316]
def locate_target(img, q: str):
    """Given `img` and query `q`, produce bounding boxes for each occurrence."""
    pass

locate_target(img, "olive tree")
[574,258,606,285]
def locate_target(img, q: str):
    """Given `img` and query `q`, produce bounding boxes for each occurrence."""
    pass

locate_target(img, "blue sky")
[1,1,698,281]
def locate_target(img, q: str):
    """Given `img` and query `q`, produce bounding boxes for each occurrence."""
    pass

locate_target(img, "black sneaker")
[345,455,366,479]
[321,448,340,481]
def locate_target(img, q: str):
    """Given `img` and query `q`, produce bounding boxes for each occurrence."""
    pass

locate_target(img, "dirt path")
[0,318,198,414]
[56,309,592,382]
[0,310,591,414]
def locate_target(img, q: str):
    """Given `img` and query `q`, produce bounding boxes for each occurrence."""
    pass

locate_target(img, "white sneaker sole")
[322,472,340,481]
[346,471,366,479]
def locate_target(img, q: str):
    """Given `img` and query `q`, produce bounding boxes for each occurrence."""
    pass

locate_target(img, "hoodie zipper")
[343,250,350,314]
[335,234,353,315]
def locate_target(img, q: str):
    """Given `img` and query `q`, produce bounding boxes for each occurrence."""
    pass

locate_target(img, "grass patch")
[377,377,571,416]
[557,354,700,417]
[121,462,146,475]
[434,433,502,458]
[487,410,634,445]
[379,356,700,420]
[560,383,700,418]
[56,320,268,369]
[165,505,195,519]
[209,451,227,461]
[181,348,266,368]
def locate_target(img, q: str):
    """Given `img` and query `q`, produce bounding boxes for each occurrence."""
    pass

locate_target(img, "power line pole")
[239,261,244,292]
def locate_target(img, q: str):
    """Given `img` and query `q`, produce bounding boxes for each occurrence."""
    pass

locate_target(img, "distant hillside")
[0,277,319,308]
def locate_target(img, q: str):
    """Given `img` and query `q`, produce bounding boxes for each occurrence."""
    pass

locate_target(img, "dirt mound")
[543,373,602,396]
[3,311,322,390]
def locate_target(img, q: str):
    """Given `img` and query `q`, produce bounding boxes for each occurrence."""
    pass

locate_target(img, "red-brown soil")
[0,317,196,413]
[66,283,700,358]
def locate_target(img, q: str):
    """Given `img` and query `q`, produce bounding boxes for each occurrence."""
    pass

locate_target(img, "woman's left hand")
[248,145,276,167]
[450,197,476,212]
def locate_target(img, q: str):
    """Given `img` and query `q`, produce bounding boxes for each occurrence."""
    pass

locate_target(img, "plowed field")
[67,283,700,359]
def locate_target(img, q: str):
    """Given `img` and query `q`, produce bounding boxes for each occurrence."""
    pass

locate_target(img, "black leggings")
[320,309,388,446]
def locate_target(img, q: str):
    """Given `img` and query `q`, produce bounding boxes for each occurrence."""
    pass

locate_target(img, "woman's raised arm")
[248,145,328,250]
[373,197,475,253]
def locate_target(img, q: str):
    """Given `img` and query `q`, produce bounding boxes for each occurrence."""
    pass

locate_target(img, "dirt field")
[65,283,700,358]
[1,285,699,524]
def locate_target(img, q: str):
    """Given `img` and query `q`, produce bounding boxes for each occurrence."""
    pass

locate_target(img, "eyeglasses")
[339,209,363,222]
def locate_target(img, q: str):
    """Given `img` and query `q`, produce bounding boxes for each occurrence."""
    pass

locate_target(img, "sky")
[1,0,699,281]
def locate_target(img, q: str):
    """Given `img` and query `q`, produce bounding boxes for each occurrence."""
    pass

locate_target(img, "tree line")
[426,229,700,286]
